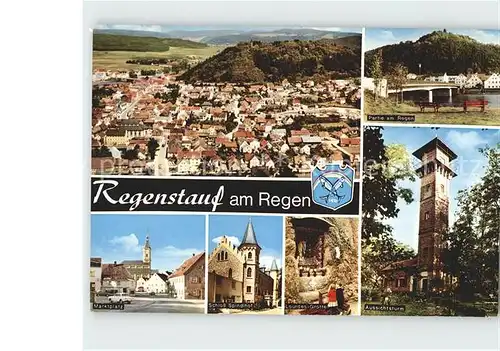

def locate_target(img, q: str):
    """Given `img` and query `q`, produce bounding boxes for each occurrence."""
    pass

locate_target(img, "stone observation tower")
[413,137,457,292]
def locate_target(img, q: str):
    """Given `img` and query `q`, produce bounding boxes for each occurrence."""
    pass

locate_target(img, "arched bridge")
[388,83,460,102]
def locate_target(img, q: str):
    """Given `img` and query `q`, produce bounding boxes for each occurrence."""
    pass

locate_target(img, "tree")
[166,281,177,298]
[362,127,414,242]
[224,115,238,133]
[442,145,500,300]
[362,235,415,291]
[361,127,416,292]
[387,63,408,104]
[370,49,383,101]
[147,138,160,160]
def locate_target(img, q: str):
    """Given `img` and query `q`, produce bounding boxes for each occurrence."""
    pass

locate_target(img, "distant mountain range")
[94,28,360,46]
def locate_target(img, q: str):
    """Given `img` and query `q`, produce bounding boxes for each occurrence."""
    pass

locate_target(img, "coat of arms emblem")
[311,163,355,211]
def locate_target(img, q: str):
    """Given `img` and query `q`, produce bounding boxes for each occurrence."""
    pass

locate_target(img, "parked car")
[109,293,133,304]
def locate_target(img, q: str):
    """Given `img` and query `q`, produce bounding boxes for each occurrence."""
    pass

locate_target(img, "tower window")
[248,252,253,260]
[247,267,252,278]
[224,251,228,260]
[217,252,221,261]
[424,212,430,220]
[228,268,233,279]
[246,286,252,293]
[440,184,445,193]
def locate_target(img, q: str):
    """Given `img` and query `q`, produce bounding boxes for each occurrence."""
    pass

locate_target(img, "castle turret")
[239,218,261,303]
[269,258,279,307]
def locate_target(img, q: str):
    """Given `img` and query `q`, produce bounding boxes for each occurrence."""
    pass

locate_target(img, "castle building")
[208,219,281,307]
[121,235,152,280]
[382,138,457,293]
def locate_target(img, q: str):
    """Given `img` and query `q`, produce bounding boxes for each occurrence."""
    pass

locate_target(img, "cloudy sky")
[95,24,361,33]
[91,214,205,272]
[378,126,499,250]
[208,215,283,270]
[365,28,500,51]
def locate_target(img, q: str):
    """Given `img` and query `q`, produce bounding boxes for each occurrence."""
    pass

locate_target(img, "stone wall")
[208,242,244,282]
[285,217,359,304]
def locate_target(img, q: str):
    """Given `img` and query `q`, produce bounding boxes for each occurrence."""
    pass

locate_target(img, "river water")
[399,90,500,108]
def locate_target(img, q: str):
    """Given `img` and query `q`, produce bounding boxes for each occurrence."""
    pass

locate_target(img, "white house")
[239,141,252,153]
[437,73,449,83]
[280,143,290,154]
[90,258,102,293]
[484,73,500,89]
[265,159,275,169]
[146,273,169,294]
[177,154,201,174]
[168,275,185,299]
[249,155,261,168]
[465,74,483,88]
[362,77,388,98]
[300,144,311,155]
[453,74,467,87]
[249,139,260,151]
[136,276,149,292]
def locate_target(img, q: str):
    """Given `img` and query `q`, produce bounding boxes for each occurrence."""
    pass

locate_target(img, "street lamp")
[418,63,422,76]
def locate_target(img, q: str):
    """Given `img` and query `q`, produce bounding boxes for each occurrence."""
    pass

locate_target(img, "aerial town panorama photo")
[91,25,362,178]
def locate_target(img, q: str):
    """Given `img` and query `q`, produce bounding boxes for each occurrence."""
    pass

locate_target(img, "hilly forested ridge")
[365,30,500,76]
[180,38,361,83]
[93,33,207,52]
[94,28,361,46]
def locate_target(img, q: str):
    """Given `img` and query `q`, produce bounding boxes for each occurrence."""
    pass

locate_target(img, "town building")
[90,257,102,301]
[465,74,483,88]
[381,138,457,293]
[207,219,281,308]
[145,272,170,294]
[121,235,152,279]
[362,77,388,98]
[169,252,205,300]
[101,262,136,294]
[484,73,500,89]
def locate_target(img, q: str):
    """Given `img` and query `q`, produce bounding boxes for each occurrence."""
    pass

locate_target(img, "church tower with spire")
[239,218,261,303]
[143,235,151,266]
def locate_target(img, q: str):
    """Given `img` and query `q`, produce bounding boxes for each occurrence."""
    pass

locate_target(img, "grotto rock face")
[284,217,301,303]
[285,217,359,304]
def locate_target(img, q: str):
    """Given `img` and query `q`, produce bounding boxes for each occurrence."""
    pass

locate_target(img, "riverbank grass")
[364,91,500,125]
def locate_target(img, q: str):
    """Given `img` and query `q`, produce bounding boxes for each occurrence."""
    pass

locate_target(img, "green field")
[364,91,500,125]
[93,46,225,70]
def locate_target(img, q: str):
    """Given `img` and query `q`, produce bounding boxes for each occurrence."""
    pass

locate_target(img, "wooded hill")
[365,30,500,76]
[180,38,361,83]
[93,33,208,52]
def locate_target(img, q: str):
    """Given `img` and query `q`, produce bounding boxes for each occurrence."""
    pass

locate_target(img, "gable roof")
[169,252,205,278]
[156,273,169,282]
[102,263,133,281]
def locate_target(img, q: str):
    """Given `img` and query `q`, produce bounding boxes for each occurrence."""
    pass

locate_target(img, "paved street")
[93,296,205,313]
